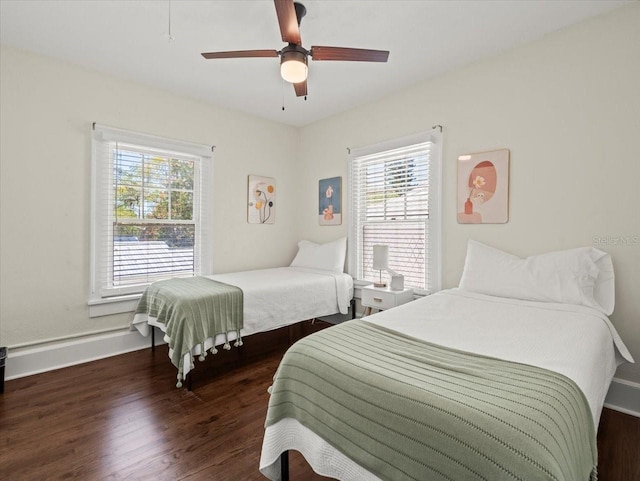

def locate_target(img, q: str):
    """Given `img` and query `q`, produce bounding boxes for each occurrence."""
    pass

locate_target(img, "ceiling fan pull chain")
[282,78,286,111]
[167,0,174,42]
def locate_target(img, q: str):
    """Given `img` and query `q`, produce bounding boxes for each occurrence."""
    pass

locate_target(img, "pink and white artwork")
[457,149,509,224]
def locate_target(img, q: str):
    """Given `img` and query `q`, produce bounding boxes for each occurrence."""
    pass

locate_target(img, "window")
[90,124,213,314]
[348,129,442,294]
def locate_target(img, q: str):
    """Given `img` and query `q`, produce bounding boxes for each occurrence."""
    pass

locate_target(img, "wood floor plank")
[1,324,638,481]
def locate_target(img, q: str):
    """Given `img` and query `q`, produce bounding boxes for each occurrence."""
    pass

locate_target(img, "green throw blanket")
[136,276,243,384]
[265,320,597,481]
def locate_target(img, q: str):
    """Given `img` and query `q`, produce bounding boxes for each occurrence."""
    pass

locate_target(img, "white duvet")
[132,267,353,379]
[260,288,633,481]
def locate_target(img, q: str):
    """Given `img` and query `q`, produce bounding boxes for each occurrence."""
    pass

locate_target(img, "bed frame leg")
[280,450,289,481]
[350,298,356,319]
[151,327,156,352]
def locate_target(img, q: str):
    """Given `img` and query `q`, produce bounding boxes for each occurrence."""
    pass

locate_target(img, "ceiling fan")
[201,0,390,99]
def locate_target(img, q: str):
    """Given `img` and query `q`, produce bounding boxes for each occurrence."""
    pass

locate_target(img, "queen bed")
[260,241,634,481]
[131,238,353,387]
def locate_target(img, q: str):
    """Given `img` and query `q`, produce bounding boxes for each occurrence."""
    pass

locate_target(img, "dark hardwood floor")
[1,321,638,481]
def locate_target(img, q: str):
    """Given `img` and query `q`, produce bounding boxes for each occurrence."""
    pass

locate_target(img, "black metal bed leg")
[280,450,289,481]
[151,327,156,352]
[350,297,356,319]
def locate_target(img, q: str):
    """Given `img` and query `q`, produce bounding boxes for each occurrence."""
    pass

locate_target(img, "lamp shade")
[372,244,389,270]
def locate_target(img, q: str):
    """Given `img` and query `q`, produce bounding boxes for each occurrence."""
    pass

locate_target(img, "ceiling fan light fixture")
[280,50,308,83]
[200,1,389,99]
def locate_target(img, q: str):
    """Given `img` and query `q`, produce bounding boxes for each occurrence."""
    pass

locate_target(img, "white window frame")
[89,124,214,317]
[348,129,442,296]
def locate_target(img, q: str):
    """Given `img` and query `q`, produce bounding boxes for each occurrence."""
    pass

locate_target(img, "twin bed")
[259,240,634,481]
[131,238,352,386]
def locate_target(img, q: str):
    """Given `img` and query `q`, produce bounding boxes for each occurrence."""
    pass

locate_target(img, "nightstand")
[360,285,414,316]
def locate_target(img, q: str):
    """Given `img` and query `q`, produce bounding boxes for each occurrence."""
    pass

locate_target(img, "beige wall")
[0,46,299,347]
[296,4,640,383]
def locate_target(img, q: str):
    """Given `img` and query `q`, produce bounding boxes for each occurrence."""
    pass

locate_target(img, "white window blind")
[349,130,442,294]
[90,124,214,302]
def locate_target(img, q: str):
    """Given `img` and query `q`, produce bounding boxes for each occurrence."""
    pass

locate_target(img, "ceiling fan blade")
[201,50,279,59]
[293,79,307,97]
[311,46,389,62]
[274,0,301,45]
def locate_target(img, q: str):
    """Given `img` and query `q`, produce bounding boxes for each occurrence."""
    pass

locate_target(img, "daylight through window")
[91,125,213,302]
[349,130,442,293]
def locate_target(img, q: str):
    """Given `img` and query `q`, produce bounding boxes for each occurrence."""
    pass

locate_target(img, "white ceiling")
[0,0,630,127]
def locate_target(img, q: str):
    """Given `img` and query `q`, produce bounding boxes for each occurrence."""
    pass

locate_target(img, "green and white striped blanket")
[135,276,243,383]
[265,320,597,481]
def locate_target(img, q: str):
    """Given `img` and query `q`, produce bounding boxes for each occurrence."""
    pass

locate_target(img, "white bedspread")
[207,266,353,330]
[260,288,633,481]
[132,267,353,379]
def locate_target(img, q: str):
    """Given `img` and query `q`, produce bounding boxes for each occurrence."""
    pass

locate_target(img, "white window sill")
[88,294,141,318]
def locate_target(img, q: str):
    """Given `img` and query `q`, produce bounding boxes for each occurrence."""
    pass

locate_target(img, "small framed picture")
[457,149,509,224]
[319,176,341,225]
[248,175,275,224]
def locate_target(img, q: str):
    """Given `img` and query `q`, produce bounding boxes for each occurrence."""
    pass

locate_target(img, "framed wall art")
[457,149,509,224]
[319,176,342,225]
[248,175,275,224]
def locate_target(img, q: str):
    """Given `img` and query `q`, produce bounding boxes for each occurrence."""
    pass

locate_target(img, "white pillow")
[591,250,615,315]
[459,240,614,314]
[290,237,347,273]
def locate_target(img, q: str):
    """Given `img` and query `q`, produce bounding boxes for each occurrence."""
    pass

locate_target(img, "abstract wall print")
[319,176,342,225]
[248,175,275,224]
[457,149,509,224]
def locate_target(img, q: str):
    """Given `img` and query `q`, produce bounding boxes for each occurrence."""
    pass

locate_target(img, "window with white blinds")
[349,130,442,294]
[90,124,214,304]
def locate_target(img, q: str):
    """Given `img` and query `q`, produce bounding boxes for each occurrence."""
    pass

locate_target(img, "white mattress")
[260,288,633,481]
[132,267,353,378]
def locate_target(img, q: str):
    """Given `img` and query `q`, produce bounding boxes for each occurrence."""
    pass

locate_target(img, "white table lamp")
[372,244,389,287]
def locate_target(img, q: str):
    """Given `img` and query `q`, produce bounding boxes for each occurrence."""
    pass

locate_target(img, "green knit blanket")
[265,320,597,481]
[136,276,243,382]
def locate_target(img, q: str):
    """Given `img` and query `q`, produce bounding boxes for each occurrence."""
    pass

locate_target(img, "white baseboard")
[4,328,165,381]
[604,378,640,417]
[3,330,639,419]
